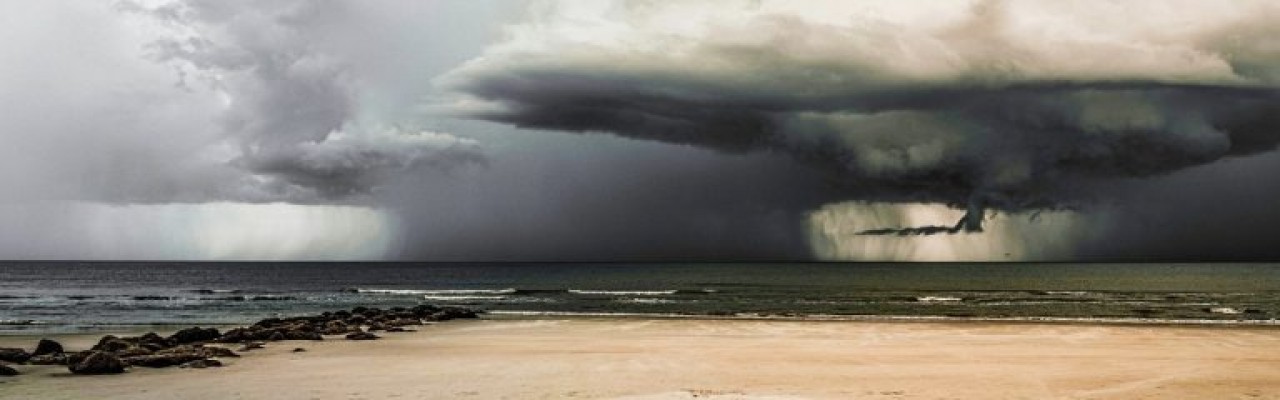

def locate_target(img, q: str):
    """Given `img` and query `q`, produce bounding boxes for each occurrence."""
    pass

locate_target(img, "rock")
[292,348,307,353]
[179,359,222,369]
[123,354,203,368]
[68,351,126,375]
[0,363,18,376]
[384,327,412,333]
[113,347,154,358]
[284,330,324,341]
[0,348,31,364]
[156,345,238,359]
[168,327,221,344]
[92,336,132,352]
[345,331,380,341]
[33,339,64,357]
[322,320,350,335]
[237,342,265,352]
[27,353,68,365]
[136,332,172,350]
[267,331,286,342]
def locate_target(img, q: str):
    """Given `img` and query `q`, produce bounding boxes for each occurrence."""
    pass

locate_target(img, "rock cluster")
[0,304,479,376]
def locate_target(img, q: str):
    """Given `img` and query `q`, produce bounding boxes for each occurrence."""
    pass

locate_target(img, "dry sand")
[2,318,1280,399]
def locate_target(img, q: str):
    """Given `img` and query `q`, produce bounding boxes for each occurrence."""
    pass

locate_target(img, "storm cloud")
[130,0,486,201]
[443,0,1280,232]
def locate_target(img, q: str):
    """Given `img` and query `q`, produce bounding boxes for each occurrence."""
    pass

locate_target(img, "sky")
[2,0,1280,261]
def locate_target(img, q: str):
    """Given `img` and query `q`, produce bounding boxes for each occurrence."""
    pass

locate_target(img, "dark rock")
[384,327,411,333]
[439,307,479,320]
[0,364,17,376]
[253,318,283,328]
[113,347,154,358]
[345,331,380,341]
[169,327,221,344]
[292,348,307,353]
[92,336,132,352]
[124,354,203,368]
[157,345,238,359]
[33,339,64,357]
[284,330,323,341]
[179,359,222,369]
[0,348,31,364]
[68,351,126,375]
[28,353,68,365]
[136,332,172,350]
[322,320,350,335]
[267,331,286,342]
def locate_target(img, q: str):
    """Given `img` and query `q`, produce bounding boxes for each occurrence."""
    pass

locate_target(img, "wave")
[422,295,509,302]
[131,296,178,301]
[1041,291,1091,296]
[211,295,297,302]
[616,298,680,304]
[0,319,42,325]
[568,289,678,296]
[189,289,241,294]
[351,288,518,295]
[916,296,963,303]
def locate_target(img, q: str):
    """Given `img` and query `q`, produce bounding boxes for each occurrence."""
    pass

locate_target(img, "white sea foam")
[356,288,517,295]
[422,295,509,302]
[916,296,963,303]
[1044,291,1091,296]
[568,289,677,296]
[616,298,679,304]
[1209,307,1244,315]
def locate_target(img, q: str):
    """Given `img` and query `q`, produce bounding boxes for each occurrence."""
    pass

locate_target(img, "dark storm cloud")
[379,129,845,261]
[443,0,1280,233]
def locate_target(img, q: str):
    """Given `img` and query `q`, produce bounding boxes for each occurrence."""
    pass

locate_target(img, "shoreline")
[7,311,1279,339]
[4,317,1280,399]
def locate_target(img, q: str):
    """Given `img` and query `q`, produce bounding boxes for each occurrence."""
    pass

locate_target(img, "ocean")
[2,262,1278,334]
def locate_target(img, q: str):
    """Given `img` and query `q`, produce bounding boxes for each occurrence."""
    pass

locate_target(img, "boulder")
[284,330,323,341]
[33,339,64,356]
[0,363,17,376]
[267,331,286,342]
[123,354,203,368]
[113,347,154,358]
[179,359,223,369]
[0,348,31,364]
[92,336,132,352]
[68,351,126,374]
[27,353,68,365]
[136,332,172,350]
[168,327,221,344]
[345,331,380,341]
[157,345,238,359]
[292,347,307,353]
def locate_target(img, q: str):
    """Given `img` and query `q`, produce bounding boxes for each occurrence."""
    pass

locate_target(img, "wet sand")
[3,318,1280,399]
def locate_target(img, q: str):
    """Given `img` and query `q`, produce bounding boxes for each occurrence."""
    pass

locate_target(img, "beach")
[3,318,1280,400]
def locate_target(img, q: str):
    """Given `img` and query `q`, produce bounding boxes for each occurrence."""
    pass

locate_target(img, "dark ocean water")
[2,262,1279,334]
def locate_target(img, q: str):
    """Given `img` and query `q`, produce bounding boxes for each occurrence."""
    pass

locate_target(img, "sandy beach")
[3,318,1280,400]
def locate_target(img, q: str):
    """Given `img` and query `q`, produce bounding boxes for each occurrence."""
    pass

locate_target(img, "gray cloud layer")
[443,0,1280,232]
[132,0,486,202]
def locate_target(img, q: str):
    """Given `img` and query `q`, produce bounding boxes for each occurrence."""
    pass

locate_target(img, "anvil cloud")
[444,0,1280,233]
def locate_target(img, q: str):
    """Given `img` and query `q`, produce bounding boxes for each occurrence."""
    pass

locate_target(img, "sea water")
[2,262,1278,334]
